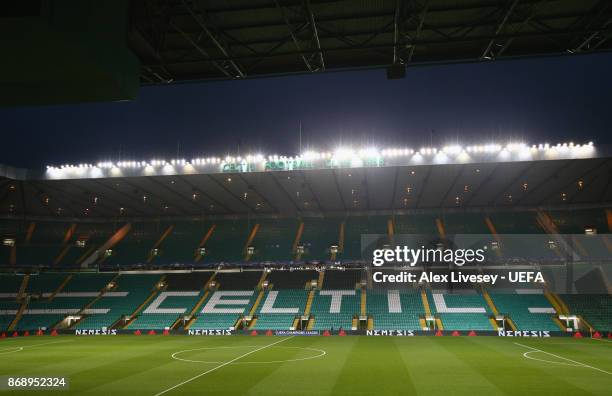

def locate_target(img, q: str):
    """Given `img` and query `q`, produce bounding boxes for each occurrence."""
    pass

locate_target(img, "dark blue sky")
[2,52,611,169]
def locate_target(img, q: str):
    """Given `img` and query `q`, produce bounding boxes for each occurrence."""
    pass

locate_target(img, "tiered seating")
[27,296,92,311]
[322,270,362,289]
[202,219,249,262]
[442,213,490,234]
[429,291,493,330]
[154,221,208,264]
[104,222,158,265]
[342,216,387,260]
[394,214,438,235]
[300,218,340,260]
[549,209,607,234]
[2,208,608,267]
[27,273,67,296]
[561,294,611,331]
[15,315,65,331]
[215,271,262,290]
[16,296,93,330]
[310,290,360,330]
[75,274,159,329]
[191,290,259,330]
[489,212,543,234]
[266,270,318,289]
[250,219,298,262]
[367,289,423,330]
[131,291,203,330]
[491,292,560,331]
[16,222,69,266]
[0,220,20,266]
[251,315,295,330]
[0,274,23,296]
[130,314,180,330]
[129,272,206,330]
[56,222,117,266]
[253,289,308,330]
[63,273,115,292]
[0,301,18,331]
[165,272,212,290]
[189,314,239,330]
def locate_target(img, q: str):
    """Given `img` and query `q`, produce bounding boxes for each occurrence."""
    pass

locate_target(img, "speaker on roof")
[386,64,406,80]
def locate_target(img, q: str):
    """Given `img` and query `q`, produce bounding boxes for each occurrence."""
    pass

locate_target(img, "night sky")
[1,52,611,170]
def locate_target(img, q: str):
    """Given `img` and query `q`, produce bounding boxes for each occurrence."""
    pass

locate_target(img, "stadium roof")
[1,142,610,219]
[130,0,612,83]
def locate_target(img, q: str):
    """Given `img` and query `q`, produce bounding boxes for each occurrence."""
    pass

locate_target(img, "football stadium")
[1,1,612,395]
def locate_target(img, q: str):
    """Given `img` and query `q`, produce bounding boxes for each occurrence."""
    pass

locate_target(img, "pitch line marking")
[154,336,295,396]
[515,342,612,375]
[171,345,326,364]
[0,340,71,355]
[591,338,612,344]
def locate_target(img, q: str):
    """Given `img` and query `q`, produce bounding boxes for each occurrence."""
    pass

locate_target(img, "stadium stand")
[75,274,159,329]
[561,294,612,332]
[300,217,340,261]
[201,219,250,263]
[0,274,23,295]
[164,272,212,290]
[266,270,318,289]
[322,269,362,289]
[491,292,561,331]
[428,290,494,331]
[130,291,204,330]
[0,268,610,333]
[250,219,299,262]
[26,273,69,295]
[310,289,360,330]
[63,273,115,292]
[191,290,259,330]
[214,271,262,290]
[342,216,387,260]
[252,289,309,330]
[367,289,424,330]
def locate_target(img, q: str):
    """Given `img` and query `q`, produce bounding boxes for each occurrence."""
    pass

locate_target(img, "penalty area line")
[514,342,611,375]
[153,336,295,396]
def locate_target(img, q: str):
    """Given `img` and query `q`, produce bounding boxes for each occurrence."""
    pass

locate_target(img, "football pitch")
[0,335,610,395]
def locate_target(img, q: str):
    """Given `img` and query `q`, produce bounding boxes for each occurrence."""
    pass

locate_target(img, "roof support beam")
[555,159,612,204]
[487,162,538,206]
[304,0,325,70]
[169,21,233,78]
[206,174,258,213]
[275,0,314,72]
[120,178,190,216]
[267,172,301,214]
[393,0,401,64]
[441,165,466,207]
[332,170,347,212]
[298,170,324,212]
[414,166,432,208]
[145,25,612,68]
[180,0,245,78]
[571,16,612,53]
[481,0,519,59]
[514,161,575,205]
[87,179,152,216]
[176,175,231,213]
[236,174,280,214]
[389,167,400,211]
[146,177,211,214]
[406,0,430,63]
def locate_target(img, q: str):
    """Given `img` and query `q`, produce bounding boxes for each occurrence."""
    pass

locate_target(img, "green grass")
[0,336,610,395]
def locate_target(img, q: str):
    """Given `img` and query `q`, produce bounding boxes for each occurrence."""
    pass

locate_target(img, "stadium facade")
[0,142,610,336]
